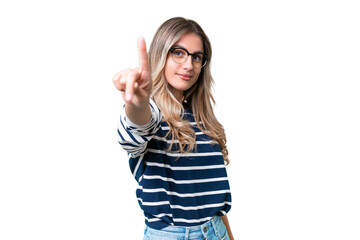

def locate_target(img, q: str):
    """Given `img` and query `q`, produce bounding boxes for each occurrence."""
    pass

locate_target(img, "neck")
[170,88,184,104]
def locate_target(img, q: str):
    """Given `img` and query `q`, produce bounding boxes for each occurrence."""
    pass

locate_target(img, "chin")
[178,83,196,92]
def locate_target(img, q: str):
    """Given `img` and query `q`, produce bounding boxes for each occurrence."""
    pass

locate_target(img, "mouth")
[176,73,192,81]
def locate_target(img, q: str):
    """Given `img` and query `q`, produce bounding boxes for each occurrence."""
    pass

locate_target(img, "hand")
[113,37,152,107]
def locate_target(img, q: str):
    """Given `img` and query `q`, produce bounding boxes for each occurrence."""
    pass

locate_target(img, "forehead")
[173,33,203,52]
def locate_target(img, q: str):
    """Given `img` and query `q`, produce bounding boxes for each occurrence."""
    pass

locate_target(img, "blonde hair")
[148,17,229,164]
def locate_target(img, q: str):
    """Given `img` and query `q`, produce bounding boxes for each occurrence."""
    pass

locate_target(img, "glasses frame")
[170,47,210,68]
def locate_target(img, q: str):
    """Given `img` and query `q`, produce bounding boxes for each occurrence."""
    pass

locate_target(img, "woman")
[113,17,234,240]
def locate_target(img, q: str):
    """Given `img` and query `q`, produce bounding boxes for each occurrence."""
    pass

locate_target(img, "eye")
[173,49,186,58]
[193,53,204,63]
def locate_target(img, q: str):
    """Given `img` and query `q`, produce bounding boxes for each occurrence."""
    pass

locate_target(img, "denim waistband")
[144,216,223,239]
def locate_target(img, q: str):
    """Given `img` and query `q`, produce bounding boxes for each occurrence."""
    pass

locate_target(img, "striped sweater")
[117,99,232,229]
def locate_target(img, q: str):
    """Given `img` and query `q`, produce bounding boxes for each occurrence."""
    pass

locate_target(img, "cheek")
[164,59,177,78]
[193,69,202,81]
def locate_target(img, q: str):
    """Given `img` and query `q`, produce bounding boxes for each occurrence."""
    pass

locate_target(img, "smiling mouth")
[177,74,192,80]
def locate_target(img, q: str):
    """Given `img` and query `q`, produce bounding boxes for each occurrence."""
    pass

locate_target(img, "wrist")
[125,100,152,126]
[125,99,150,110]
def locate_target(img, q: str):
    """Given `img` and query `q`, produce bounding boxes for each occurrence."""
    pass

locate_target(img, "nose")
[182,55,194,70]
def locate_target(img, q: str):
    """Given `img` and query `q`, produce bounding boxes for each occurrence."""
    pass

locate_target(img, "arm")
[114,38,160,182]
[115,38,160,158]
[221,215,234,240]
[118,99,162,156]
[113,37,152,125]
[118,99,162,181]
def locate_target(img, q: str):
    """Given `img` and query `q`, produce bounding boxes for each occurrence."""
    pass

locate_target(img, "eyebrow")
[172,45,204,54]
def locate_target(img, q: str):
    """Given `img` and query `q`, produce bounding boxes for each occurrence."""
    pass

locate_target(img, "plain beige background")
[0,0,359,239]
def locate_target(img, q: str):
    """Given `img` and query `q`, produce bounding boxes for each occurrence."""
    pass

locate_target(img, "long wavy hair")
[148,17,229,164]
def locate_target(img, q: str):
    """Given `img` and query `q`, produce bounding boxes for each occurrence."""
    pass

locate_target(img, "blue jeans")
[143,216,230,240]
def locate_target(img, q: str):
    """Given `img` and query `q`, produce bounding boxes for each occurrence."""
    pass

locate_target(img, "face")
[164,33,204,102]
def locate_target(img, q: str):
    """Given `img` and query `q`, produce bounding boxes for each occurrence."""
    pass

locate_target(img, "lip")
[176,73,192,81]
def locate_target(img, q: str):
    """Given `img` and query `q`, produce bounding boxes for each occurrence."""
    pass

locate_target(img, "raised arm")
[113,37,152,125]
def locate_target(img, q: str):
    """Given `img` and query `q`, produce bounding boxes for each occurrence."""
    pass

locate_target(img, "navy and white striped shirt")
[117,99,232,229]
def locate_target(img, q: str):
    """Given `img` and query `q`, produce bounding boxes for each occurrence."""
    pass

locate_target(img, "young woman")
[113,17,234,240]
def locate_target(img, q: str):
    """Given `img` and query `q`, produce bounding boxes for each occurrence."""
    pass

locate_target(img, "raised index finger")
[138,37,150,72]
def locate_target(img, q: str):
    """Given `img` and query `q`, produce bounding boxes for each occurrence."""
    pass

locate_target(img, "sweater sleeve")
[117,99,162,158]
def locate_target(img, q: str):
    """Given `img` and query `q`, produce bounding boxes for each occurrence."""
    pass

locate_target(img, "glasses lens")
[171,48,209,68]
[192,53,204,65]
[171,49,187,63]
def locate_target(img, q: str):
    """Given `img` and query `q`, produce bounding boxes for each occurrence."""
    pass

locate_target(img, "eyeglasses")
[170,47,210,68]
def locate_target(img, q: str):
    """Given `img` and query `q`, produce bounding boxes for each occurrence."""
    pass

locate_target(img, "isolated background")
[1,0,359,239]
